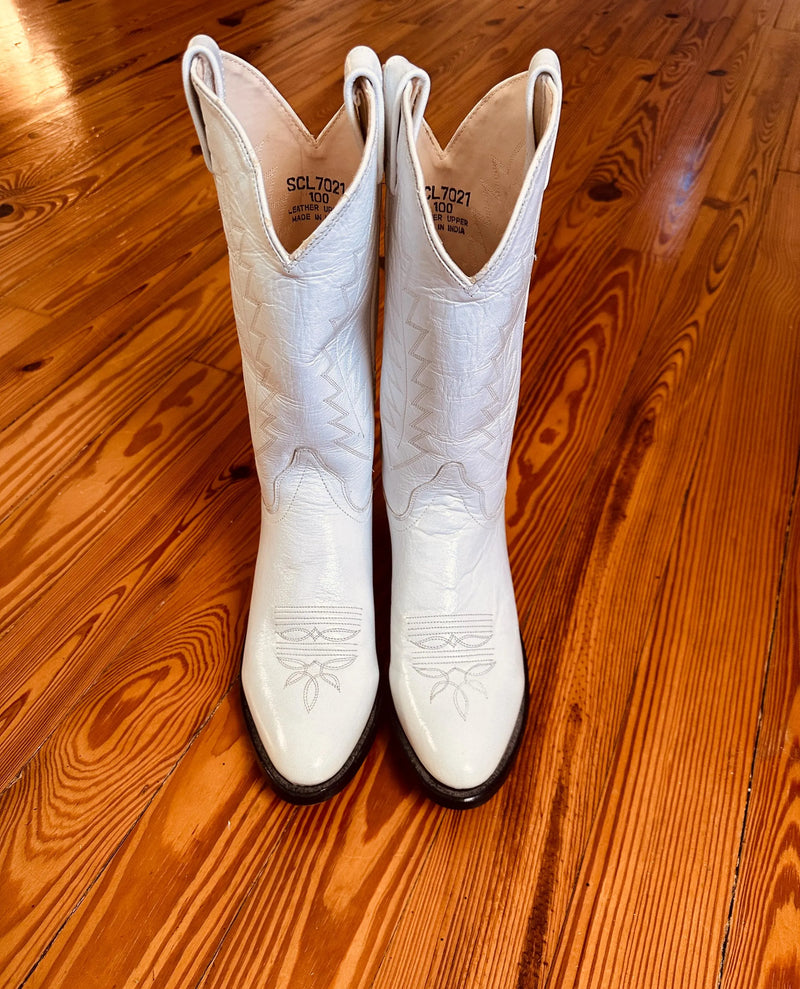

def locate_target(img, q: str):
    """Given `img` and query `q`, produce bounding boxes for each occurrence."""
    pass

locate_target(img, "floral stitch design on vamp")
[412,661,495,720]
[275,606,361,712]
[407,614,495,720]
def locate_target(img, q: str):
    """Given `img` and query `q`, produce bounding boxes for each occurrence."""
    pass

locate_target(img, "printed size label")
[426,184,472,206]
[426,184,472,236]
[285,174,346,224]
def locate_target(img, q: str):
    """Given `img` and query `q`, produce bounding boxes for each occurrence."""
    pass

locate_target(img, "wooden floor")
[1,0,799,985]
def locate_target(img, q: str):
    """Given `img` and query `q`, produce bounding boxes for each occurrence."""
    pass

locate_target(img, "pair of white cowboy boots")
[182,37,561,808]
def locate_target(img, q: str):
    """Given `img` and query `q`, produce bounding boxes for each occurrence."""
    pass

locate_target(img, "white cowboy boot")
[381,52,562,807]
[182,37,383,803]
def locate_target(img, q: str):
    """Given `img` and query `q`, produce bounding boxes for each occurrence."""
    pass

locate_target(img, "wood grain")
[0,234,227,431]
[546,138,800,989]
[0,304,49,359]
[3,175,218,317]
[196,737,440,989]
[22,689,295,989]
[0,518,255,987]
[0,361,241,631]
[507,248,673,581]
[0,255,233,521]
[0,420,255,790]
[715,169,800,989]
[779,85,800,172]
[776,0,800,31]
[1,0,799,986]
[620,0,784,256]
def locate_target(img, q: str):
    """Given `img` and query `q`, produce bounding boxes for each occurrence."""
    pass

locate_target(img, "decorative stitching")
[382,219,531,521]
[211,158,373,515]
[407,614,495,721]
[476,280,528,464]
[276,607,362,712]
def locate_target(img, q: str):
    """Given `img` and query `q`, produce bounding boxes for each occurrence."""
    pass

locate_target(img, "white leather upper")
[381,52,562,790]
[181,35,561,794]
[183,37,382,787]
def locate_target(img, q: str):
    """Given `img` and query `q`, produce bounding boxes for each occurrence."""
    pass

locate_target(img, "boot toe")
[242,653,379,801]
[390,635,527,807]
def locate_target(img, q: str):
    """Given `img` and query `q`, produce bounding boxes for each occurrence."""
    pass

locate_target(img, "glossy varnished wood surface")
[1,0,798,986]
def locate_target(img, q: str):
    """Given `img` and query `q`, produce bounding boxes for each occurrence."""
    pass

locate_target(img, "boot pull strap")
[182,34,226,172]
[525,49,562,177]
[383,56,430,193]
[344,46,385,184]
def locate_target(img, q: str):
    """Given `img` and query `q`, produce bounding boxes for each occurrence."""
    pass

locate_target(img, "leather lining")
[223,59,366,253]
[415,75,530,276]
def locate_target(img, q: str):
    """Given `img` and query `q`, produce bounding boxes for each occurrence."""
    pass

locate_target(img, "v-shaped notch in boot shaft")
[395,57,561,282]
[189,47,381,262]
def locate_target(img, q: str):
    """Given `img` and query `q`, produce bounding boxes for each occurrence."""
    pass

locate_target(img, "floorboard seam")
[0,426,252,801]
[0,351,235,535]
[714,436,800,989]
[538,428,703,989]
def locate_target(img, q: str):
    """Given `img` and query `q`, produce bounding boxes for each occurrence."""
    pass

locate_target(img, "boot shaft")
[183,38,383,515]
[381,53,562,521]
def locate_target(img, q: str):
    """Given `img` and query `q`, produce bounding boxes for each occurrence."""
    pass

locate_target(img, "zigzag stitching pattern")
[396,291,436,468]
[319,238,373,461]
[229,236,280,458]
[221,164,375,469]
[391,239,530,475]
[320,346,371,461]
[476,282,528,462]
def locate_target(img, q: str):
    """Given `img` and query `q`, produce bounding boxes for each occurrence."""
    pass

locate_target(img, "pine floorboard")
[547,157,800,989]
[1,0,798,986]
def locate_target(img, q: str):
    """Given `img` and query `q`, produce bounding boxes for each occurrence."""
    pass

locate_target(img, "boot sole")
[240,681,380,805]
[391,635,530,810]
